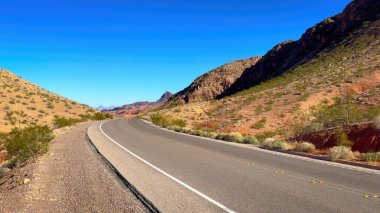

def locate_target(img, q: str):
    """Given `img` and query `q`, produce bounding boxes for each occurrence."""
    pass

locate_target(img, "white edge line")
[141,119,380,176]
[99,122,236,213]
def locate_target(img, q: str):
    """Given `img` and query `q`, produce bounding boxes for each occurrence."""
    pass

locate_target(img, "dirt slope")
[0,69,94,132]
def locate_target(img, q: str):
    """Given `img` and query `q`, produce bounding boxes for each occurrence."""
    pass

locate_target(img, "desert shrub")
[180,128,191,134]
[311,103,363,128]
[336,128,353,147]
[243,136,260,145]
[328,146,355,161]
[171,126,183,132]
[294,142,316,153]
[373,116,380,130]
[172,119,186,128]
[151,114,186,128]
[151,114,169,126]
[5,125,54,164]
[250,118,267,129]
[256,131,277,143]
[221,133,244,143]
[53,116,79,128]
[215,134,227,140]
[190,129,202,136]
[208,132,218,139]
[91,112,113,121]
[189,130,214,138]
[360,152,380,162]
[261,138,275,147]
[269,141,291,150]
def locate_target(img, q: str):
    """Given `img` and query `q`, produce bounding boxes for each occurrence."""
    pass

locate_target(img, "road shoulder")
[0,122,147,213]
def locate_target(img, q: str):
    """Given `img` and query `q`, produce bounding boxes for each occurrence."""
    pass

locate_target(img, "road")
[88,119,380,213]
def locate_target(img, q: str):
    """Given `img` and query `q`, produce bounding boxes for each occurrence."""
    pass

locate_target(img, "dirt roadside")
[0,122,148,213]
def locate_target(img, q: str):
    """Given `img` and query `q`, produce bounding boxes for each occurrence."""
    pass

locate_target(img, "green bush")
[250,118,267,129]
[91,112,113,121]
[172,119,187,128]
[360,152,380,162]
[269,141,291,150]
[5,125,54,164]
[294,142,316,153]
[217,132,244,143]
[311,103,363,128]
[215,134,227,140]
[151,114,186,128]
[243,136,260,145]
[256,131,277,143]
[336,128,353,147]
[53,116,79,128]
[328,146,355,161]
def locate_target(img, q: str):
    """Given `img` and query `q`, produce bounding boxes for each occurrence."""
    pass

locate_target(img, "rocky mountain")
[96,106,116,111]
[147,0,380,138]
[169,57,262,105]
[106,91,173,116]
[220,0,380,97]
[0,69,95,132]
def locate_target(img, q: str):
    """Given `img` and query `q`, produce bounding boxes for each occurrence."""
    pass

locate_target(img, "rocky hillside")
[147,0,380,139]
[106,91,173,116]
[168,57,261,105]
[221,0,380,97]
[0,69,94,132]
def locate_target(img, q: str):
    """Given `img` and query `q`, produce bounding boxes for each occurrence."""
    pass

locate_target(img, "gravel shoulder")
[0,122,147,213]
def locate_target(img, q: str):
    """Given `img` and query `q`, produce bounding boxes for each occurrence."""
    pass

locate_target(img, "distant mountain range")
[96,106,116,111]
[104,91,173,116]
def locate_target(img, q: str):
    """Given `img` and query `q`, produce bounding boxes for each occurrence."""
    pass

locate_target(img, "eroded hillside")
[0,69,95,132]
[168,56,261,105]
[146,0,380,140]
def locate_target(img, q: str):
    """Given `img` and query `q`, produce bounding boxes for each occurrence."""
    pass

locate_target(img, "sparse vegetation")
[151,114,187,128]
[243,136,259,145]
[251,118,267,129]
[53,116,80,128]
[221,132,244,143]
[3,125,54,165]
[360,152,380,164]
[293,142,316,153]
[328,146,355,161]
[335,128,353,147]
[261,139,291,150]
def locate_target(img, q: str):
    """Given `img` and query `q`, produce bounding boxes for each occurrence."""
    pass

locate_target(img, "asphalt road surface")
[89,119,380,213]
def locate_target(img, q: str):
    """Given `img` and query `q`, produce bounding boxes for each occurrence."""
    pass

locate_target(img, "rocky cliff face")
[170,56,262,104]
[220,0,380,97]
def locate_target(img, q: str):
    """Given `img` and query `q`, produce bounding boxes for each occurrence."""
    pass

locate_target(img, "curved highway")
[88,119,380,213]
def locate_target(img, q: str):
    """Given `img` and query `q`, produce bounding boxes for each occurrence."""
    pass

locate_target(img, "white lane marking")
[141,120,380,176]
[99,122,236,213]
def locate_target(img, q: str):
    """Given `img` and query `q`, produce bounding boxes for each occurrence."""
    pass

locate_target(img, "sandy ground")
[0,122,147,213]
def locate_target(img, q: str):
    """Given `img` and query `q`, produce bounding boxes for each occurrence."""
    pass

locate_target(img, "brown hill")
[107,91,173,116]
[0,69,94,132]
[147,0,380,139]
[221,0,380,97]
[168,56,261,105]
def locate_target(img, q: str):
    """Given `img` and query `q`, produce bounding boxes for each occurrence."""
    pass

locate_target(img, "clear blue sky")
[0,0,351,107]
